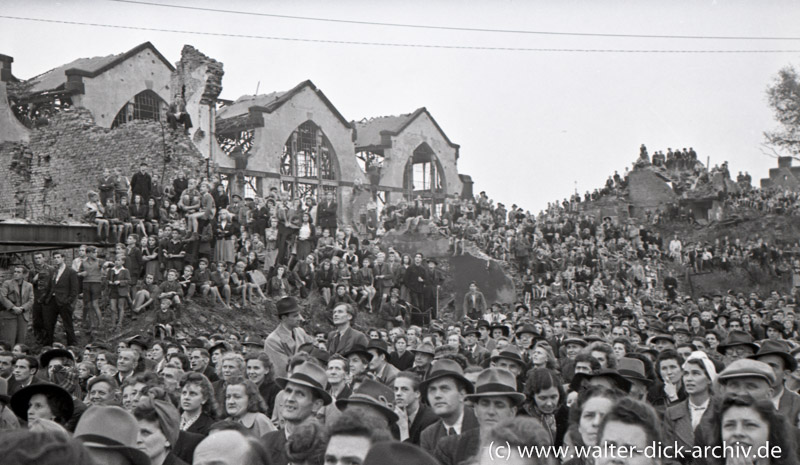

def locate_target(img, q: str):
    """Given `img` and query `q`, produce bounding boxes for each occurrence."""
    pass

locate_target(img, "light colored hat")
[465,368,524,405]
[717,359,775,386]
[682,351,718,383]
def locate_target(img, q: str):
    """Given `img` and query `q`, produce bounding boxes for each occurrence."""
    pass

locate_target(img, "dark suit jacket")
[45,266,79,306]
[662,399,695,462]
[317,200,338,229]
[186,413,215,437]
[8,376,43,396]
[420,406,479,453]
[261,429,289,465]
[327,326,369,355]
[778,388,800,428]
[173,430,204,464]
[406,403,440,445]
[464,344,490,366]
[202,364,219,383]
[390,351,415,371]
[434,427,481,465]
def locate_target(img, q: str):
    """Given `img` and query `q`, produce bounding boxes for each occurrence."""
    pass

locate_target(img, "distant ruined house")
[761,156,800,191]
[0,42,472,226]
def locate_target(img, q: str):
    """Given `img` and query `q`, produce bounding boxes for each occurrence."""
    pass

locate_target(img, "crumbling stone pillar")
[171,45,224,162]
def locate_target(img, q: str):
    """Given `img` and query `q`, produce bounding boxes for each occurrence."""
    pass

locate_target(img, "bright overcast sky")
[2,0,799,212]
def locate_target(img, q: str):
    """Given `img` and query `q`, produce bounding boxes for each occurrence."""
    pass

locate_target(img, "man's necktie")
[446,426,455,436]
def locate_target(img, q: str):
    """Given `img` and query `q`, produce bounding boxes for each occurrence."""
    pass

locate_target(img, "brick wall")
[0,107,206,222]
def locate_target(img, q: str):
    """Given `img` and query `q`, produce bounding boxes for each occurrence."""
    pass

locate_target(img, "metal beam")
[0,222,99,249]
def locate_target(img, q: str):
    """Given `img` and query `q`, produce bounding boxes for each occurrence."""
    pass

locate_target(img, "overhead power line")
[2,15,800,54]
[108,0,800,41]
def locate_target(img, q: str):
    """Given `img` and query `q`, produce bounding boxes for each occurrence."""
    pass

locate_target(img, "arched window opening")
[280,121,339,202]
[404,143,444,196]
[112,90,167,128]
[281,121,336,181]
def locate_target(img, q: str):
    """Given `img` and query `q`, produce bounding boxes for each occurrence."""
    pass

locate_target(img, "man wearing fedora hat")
[419,359,478,453]
[262,361,332,465]
[328,303,369,356]
[264,297,314,379]
[410,342,436,380]
[490,345,527,381]
[463,326,490,366]
[717,330,759,364]
[433,367,524,465]
[336,378,398,428]
[617,357,653,401]
[750,339,800,426]
[74,405,150,465]
[367,340,400,387]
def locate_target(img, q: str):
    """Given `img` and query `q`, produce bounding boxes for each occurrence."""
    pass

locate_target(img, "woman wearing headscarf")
[662,351,716,462]
[133,396,187,465]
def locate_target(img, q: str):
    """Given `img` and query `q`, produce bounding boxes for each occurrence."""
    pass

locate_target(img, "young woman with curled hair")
[562,385,623,465]
[223,376,275,438]
[179,372,219,436]
[523,368,569,447]
[704,394,798,465]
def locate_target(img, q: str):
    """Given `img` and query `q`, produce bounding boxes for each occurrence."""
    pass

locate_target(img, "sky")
[2,0,799,213]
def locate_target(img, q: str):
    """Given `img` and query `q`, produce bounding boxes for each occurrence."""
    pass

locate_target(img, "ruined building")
[761,156,800,191]
[0,42,472,228]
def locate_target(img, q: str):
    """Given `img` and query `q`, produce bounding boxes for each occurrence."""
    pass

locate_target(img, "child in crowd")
[108,255,130,330]
[159,268,184,309]
[165,228,186,272]
[180,265,196,300]
[211,261,232,309]
[154,298,176,338]
[132,273,160,314]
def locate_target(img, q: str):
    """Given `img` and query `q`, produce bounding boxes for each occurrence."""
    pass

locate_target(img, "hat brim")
[465,390,525,405]
[619,372,654,386]
[489,354,525,366]
[39,349,74,369]
[717,342,759,355]
[276,377,332,405]
[420,372,475,396]
[344,348,372,360]
[571,372,632,393]
[411,348,435,357]
[78,435,151,465]
[336,397,399,423]
[750,351,798,371]
[563,338,588,348]
[10,383,74,422]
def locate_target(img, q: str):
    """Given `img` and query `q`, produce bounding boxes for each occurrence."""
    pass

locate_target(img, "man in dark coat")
[433,368,523,465]
[43,251,79,346]
[130,162,152,202]
[404,253,427,321]
[419,360,478,453]
[394,371,440,445]
[327,303,369,355]
[261,362,331,465]
[316,190,338,238]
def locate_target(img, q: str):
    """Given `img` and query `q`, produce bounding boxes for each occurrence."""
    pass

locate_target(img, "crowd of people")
[3,152,800,465]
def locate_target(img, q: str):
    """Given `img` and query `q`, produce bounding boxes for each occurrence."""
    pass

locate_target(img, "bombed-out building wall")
[0,41,472,228]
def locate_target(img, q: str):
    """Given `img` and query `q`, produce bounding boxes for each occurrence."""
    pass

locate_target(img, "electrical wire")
[2,15,800,53]
[107,0,800,41]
